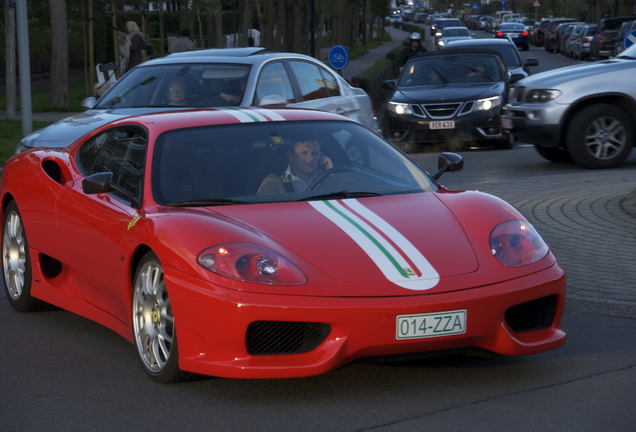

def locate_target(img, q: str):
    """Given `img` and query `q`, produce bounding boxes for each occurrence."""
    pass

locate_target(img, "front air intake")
[246,321,331,355]
[505,295,557,333]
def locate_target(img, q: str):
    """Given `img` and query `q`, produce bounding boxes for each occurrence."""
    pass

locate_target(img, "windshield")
[399,55,503,86]
[443,28,470,37]
[97,63,251,109]
[151,120,438,206]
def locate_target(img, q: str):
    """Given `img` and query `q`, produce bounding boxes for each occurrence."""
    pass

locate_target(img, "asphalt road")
[1,29,635,432]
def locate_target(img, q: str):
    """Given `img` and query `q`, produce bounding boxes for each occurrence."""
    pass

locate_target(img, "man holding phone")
[258,138,333,194]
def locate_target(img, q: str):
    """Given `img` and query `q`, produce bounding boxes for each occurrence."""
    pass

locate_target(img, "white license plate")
[396,310,466,340]
[501,117,513,129]
[430,121,455,130]
[507,33,519,38]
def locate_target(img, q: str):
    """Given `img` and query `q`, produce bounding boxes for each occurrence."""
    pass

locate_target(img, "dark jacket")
[398,44,428,69]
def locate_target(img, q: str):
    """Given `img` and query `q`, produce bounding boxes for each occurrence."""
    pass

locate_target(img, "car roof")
[412,47,505,61]
[111,107,352,132]
[141,48,316,67]
[443,38,517,47]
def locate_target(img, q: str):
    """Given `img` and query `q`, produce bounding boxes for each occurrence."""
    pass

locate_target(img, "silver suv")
[501,43,636,169]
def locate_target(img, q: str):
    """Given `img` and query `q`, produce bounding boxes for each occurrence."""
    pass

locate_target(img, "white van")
[494,11,517,30]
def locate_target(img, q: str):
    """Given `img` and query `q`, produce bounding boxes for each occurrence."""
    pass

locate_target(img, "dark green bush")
[352,45,403,111]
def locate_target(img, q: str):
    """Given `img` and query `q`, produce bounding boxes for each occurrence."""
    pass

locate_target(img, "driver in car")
[257,138,333,194]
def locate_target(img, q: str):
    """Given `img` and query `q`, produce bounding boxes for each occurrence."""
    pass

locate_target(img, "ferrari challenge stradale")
[0,108,566,382]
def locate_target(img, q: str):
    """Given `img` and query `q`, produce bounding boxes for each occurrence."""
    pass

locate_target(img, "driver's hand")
[320,156,333,171]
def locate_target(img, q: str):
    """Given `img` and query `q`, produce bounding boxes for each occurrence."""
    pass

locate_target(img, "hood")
[215,194,480,296]
[518,57,634,88]
[20,108,183,150]
[393,83,504,104]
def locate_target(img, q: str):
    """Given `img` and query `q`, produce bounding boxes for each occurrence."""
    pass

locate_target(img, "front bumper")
[384,108,505,146]
[500,102,568,148]
[166,264,567,379]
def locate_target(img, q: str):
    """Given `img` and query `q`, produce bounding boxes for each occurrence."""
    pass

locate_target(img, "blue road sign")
[624,29,636,49]
[328,45,349,71]
[472,2,479,9]
[501,1,507,9]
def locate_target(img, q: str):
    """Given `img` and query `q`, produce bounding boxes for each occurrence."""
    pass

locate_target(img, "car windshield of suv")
[97,64,252,109]
[400,55,503,86]
[152,120,438,206]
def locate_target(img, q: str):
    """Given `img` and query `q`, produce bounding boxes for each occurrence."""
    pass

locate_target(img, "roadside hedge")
[353,22,426,111]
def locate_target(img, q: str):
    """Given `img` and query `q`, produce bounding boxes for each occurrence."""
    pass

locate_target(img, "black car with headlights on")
[381,49,524,151]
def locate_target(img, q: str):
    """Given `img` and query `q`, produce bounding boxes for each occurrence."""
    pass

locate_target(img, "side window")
[289,61,341,101]
[255,62,295,105]
[78,125,147,202]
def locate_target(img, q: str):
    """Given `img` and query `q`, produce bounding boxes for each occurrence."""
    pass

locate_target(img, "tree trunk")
[4,2,17,119]
[50,0,69,107]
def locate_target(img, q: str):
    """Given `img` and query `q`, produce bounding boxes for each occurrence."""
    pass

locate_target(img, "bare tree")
[50,0,69,107]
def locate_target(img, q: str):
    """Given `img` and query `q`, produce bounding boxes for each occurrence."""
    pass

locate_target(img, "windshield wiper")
[167,198,249,207]
[298,191,382,201]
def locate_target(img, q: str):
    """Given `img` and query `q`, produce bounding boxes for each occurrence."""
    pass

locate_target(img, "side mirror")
[82,172,114,194]
[81,97,97,110]
[258,94,287,107]
[382,80,396,91]
[509,73,526,84]
[432,152,463,180]
[524,57,539,67]
[83,172,140,207]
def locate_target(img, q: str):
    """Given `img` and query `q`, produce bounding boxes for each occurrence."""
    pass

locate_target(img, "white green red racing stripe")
[310,199,439,291]
[221,107,286,122]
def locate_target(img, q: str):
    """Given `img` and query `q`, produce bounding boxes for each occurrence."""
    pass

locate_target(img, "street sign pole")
[16,0,33,136]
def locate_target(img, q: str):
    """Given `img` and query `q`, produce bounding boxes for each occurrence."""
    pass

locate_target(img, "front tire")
[132,252,195,383]
[567,104,633,169]
[2,201,53,312]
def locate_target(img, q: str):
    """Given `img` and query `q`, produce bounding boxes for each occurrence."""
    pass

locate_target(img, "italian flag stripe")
[310,199,439,290]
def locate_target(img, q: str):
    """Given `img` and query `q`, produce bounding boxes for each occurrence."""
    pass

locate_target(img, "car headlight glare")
[388,102,412,115]
[525,89,561,103]
[490,221,549,267]
[198,242,307,285]
[475,95,503,111]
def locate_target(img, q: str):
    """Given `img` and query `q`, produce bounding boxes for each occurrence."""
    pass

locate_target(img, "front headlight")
[490,221,549,267]
[437,40,445,47]
[475,95,503,111]
[525,89,561,103]
[198,242,307,285]
[387,101,413,115]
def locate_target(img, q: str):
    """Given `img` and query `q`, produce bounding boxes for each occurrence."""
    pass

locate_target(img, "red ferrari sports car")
[1,107,566,382]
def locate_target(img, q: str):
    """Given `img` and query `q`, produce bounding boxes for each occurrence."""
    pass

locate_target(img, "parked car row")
[530,15,636,61]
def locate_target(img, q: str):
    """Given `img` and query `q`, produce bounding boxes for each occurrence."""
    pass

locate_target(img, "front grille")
[246,321,331,355]
[421,102,462,118]
[505,295,557,333]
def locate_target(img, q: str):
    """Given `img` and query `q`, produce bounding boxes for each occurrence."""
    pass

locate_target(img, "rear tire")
[566,104,633,169]
[2,201,54,312]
